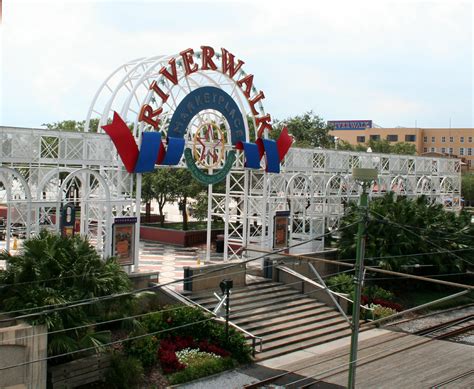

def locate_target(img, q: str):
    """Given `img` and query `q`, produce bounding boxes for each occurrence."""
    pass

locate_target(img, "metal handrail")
[276,266,374,315]
[161,285,263,356]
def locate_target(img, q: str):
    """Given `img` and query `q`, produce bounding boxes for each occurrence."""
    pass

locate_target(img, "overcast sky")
[1,0,472,129]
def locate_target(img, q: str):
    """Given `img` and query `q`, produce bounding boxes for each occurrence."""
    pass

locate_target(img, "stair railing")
[161,285,263,357]
[276,266,374,323]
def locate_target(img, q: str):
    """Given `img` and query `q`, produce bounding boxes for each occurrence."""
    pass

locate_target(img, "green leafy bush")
[105,353,144,389]
[364,285,394,301]
[123,333,158,369]
[326,273,354,295]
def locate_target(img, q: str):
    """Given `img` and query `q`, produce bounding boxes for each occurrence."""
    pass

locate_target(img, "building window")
[356,136,365,143]
[468,148,472,156]
[441,147,446,153]
[449,147,453,154]
[431,147,436,152]
[431,136,435,142]
[460,137,464,143]
[423,147,428,153]
[460,148,464,156]
[386,135,398,142]
[423,136,427,142]
[405,134,416,142]
[370,135,380,141]
[441,136,446,143]
[469,137,473,143]
[450,136,454,142]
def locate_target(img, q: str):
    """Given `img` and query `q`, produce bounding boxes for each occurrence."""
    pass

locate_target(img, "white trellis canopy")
[0,48,462,264]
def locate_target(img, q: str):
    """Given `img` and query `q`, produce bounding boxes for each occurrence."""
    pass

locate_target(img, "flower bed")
[117,306,251,386]
[158,336,235,384]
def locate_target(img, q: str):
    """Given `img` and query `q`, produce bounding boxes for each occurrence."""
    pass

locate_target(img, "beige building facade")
[329,126,474,169]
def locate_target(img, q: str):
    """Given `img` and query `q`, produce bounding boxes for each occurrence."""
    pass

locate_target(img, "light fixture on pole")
[347,167,378,389]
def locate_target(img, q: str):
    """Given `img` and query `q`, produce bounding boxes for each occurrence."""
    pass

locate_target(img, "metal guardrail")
[276,265,374,319]
[161,285,263,356]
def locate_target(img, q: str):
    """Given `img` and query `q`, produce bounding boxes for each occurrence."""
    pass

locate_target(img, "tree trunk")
[145,202,151,223]
[182,196,188,231]
[158,202,165,227]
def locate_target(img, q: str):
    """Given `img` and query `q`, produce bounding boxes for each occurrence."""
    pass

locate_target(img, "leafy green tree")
[461,173,474,206]
[366,139,392,153]
[270,111,333,148]
[0,231,132,359]
[141,168,178,226]
[391,142,417,155]
[334,139,416,155]
[42,118,101,132]
[172,170,206,230]
[336,193,473,273]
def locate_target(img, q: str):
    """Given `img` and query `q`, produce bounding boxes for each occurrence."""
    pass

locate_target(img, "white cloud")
[1,0,472,128]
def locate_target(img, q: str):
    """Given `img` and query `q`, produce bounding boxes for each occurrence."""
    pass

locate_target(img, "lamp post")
[347,168,378,389]
[219,279,233,343]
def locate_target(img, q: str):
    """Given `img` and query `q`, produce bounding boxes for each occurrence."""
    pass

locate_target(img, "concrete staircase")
[189,277,353,360]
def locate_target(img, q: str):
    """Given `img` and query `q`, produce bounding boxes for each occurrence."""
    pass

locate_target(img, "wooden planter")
[49,354,111,389]
[140,225,224,247]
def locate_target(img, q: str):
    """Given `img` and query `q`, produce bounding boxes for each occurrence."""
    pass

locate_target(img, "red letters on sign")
[159,58,179,85]
[221,48,244,78]
[141,46,274,140]
[255,114,273,138]
[236,74,254,99]
[150,80,169,104]
[248,91,265,116]
[201,45,218,71]
[139,105,163,129]
[180,48,198,76]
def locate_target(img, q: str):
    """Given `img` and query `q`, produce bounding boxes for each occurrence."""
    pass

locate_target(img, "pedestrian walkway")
[136,240,225,290]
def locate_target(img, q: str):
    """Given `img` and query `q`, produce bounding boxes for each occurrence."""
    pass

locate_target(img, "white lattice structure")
[224,148,462,262]
[0,126,134,257]
[0,47,462,265]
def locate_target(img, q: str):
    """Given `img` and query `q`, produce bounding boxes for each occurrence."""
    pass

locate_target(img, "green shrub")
[364,285,394,301]
[140,306,251,364]
[105,353,144,389]
[123,333,158,369]
[167,356,236,385]
[326,273,354,295]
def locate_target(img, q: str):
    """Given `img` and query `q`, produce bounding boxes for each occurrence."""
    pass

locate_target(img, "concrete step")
[190,279,281,300]
[246,311,343,337]
[198,291,307,313]
[233,303,332,327]
[258,321,351,353]
[253,316,347,342]
[192,284,296,306]
[229,297,326,319]
[255,327,354,361]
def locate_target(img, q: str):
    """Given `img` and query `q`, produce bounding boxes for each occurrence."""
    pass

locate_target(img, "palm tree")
[0,230,132,359]
[336,193,473,273]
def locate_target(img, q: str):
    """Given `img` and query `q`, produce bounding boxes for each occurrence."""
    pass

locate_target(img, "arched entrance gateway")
[0,46,462,266]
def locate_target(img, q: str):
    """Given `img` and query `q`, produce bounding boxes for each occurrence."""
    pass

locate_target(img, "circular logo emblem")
[192,122,226,169]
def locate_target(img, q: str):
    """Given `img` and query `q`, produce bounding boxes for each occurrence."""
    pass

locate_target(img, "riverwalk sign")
[102,46,293,185]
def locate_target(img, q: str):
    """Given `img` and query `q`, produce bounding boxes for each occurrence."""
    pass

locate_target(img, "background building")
[328,121,473,170]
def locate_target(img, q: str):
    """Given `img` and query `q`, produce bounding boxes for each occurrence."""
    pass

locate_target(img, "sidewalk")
[178,329,390,388]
